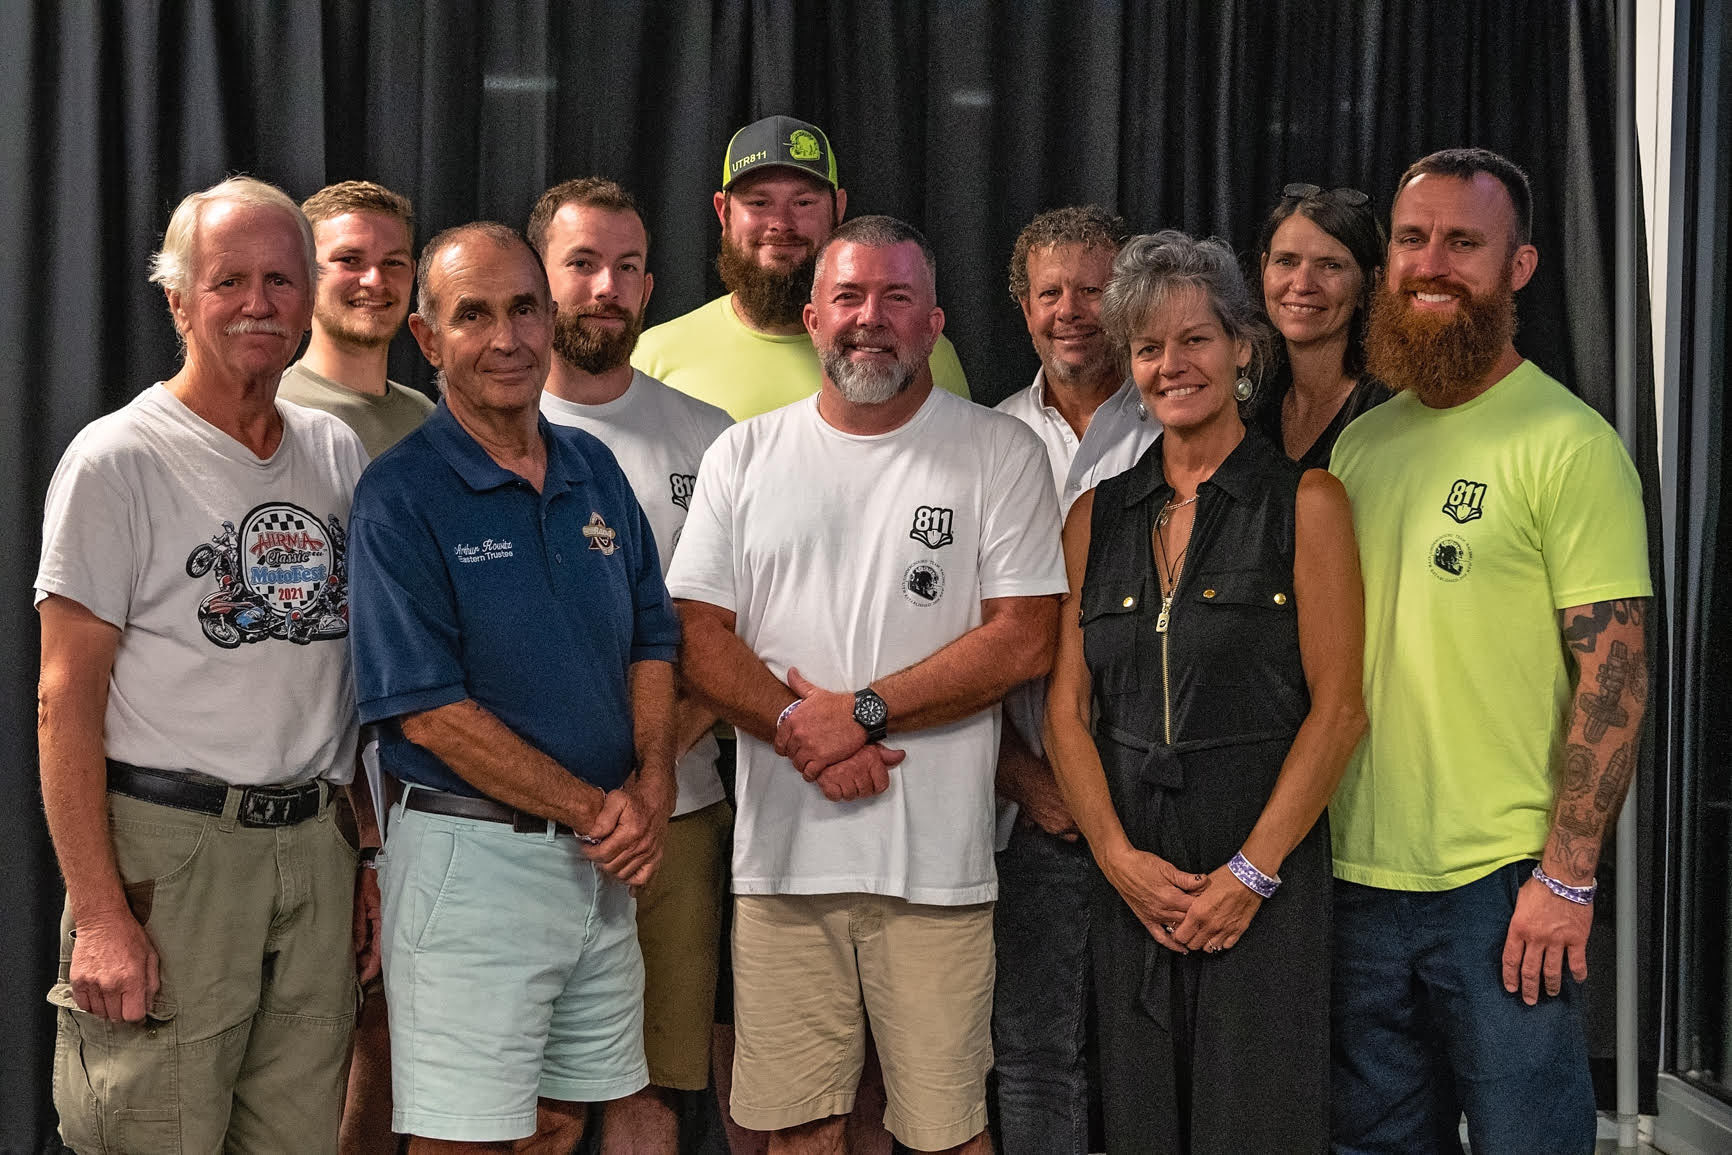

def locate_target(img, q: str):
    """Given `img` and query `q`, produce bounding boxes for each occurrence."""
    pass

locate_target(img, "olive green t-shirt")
[632,294,970,421]
[277,362,434,460]
[1328,362,1651,891]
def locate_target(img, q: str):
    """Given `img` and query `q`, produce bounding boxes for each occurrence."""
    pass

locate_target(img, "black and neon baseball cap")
[721,116,838,190]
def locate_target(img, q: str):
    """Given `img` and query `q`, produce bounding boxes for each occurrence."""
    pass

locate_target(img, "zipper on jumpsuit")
[1155,594,1173,744]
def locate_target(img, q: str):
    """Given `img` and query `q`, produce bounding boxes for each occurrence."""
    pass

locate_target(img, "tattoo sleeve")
[1546,598,1649,884]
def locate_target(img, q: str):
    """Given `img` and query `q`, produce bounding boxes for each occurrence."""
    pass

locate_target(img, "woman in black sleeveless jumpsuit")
[1045,231,1367,1154]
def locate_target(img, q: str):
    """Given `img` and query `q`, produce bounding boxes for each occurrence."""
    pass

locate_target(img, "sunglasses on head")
[1282,182,1370,207]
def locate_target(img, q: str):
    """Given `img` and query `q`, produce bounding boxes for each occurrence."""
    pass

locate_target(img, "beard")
[313,300,400,350]
[1365,272,1517,407]
[553,304,644,375]
[717,234,815,329]
[1043,337,1123,390]
[820,331,920,404]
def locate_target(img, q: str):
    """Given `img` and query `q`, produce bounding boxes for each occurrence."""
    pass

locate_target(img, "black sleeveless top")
[1081,426,1309,761]
[1249,372,1395,470]
[1077,427,1332,1154]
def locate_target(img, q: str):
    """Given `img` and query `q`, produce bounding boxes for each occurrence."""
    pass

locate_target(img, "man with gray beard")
[668,216,1065,1154]
[1329,148,1651,1154]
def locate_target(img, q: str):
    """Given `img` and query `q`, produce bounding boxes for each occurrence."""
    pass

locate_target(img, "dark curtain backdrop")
[0,2,1657,1149]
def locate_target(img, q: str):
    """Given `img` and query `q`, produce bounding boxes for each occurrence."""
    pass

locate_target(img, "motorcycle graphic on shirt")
[184,503,349,648]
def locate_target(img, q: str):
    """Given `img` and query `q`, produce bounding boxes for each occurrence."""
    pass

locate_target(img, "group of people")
[33,111,1650,1155]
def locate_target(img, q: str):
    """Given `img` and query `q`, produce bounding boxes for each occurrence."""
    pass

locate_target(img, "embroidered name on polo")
[454,539,515,563]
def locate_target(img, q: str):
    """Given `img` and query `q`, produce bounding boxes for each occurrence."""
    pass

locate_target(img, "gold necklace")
[1156,493,1199,530]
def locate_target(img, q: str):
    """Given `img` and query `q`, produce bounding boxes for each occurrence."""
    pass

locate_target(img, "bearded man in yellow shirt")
[1328,148,1650,1155]
[633,115,969,419]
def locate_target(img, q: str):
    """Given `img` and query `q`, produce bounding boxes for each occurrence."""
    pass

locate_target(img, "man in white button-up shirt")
[990,205,1159,1155]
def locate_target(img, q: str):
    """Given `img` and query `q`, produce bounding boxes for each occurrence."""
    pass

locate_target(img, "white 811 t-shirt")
[35,384,368,786]
[665,388,1067,904]
[541,370,733,816]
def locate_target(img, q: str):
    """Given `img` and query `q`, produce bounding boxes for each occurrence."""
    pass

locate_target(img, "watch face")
[856,691,889,727]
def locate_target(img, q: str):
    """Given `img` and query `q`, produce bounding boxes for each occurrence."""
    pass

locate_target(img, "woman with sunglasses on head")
[1044,230,1366,1152]
[1254,184,1393,468]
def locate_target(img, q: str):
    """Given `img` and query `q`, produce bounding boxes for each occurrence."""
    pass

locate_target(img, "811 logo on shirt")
[1442,479,1487,524]
[909,505,955,550]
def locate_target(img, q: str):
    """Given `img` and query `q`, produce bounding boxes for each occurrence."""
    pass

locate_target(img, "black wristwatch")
[854,687,890,743]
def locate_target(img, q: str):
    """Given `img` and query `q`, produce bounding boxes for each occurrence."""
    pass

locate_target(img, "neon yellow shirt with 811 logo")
[1327,361,1651,891]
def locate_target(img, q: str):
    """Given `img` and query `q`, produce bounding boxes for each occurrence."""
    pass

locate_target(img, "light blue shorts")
[379,796,647,1141]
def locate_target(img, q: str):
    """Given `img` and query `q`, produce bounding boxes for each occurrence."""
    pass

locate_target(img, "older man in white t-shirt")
[35,177,367,1152]
[669,216,1064,1155]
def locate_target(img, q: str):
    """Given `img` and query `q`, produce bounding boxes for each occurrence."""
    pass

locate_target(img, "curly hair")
[1007,205,1126,304]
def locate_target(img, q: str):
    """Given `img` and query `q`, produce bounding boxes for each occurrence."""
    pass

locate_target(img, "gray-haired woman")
[1044,230,1367,1152]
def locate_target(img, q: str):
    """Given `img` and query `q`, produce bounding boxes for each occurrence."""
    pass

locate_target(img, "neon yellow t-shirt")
[631,294,971,420]
[1327,361,1651,891]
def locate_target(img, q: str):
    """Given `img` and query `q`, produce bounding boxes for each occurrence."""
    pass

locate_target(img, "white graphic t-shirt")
[35,384,368,785]
[666,388,1067,904]
[541,370,733,816]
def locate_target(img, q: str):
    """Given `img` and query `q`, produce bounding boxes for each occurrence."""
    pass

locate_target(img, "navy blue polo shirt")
[348,401,679,798]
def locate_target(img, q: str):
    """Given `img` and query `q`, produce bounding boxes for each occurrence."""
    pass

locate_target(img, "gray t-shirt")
[277,362,433,459]
[35,385,368,785]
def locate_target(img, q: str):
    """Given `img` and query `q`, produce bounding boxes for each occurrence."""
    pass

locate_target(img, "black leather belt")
[403,787,581,838]
[106,760,327,827]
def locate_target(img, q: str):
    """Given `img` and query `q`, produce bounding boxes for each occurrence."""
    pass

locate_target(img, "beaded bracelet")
[776,699,802,730]
[1227,851,1280,898]
[1532,864,1597,905]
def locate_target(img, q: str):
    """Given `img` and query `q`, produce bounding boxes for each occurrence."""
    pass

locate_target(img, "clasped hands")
[775,668,905,803]
[1103,845,1264,956]
[579,772,670,888]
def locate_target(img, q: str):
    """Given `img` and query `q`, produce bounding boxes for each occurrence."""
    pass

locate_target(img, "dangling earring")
[1136,400,1149,421]
[1233,375,1254,402]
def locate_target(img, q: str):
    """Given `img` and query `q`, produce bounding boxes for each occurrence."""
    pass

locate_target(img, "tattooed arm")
[1501,597,1649,1005]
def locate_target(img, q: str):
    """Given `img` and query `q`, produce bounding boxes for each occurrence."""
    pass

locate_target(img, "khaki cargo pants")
[50,788,358,1153]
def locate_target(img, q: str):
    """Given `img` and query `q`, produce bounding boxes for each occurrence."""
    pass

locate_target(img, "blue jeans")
[1331,862,1596,1155]
[991,824,1093,1155]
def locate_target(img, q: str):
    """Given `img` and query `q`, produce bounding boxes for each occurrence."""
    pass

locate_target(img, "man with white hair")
[36,176,368,1151]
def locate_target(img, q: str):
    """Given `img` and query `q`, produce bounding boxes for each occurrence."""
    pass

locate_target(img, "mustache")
[837,328,893,349]
[1393,275,1467,298]
[573,305,633,321]
[223,319,292,338]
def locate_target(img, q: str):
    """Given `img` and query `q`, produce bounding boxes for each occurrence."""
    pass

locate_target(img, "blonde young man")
[277,178,431,1155]
[279,180,433,458]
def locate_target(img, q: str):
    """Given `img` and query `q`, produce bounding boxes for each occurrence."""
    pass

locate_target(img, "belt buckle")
[240,785,308,827]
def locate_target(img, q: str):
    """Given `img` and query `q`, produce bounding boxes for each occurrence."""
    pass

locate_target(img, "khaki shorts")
[636,799,731,1090]
[51,788,357,1154]
[731,892,994,1150]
